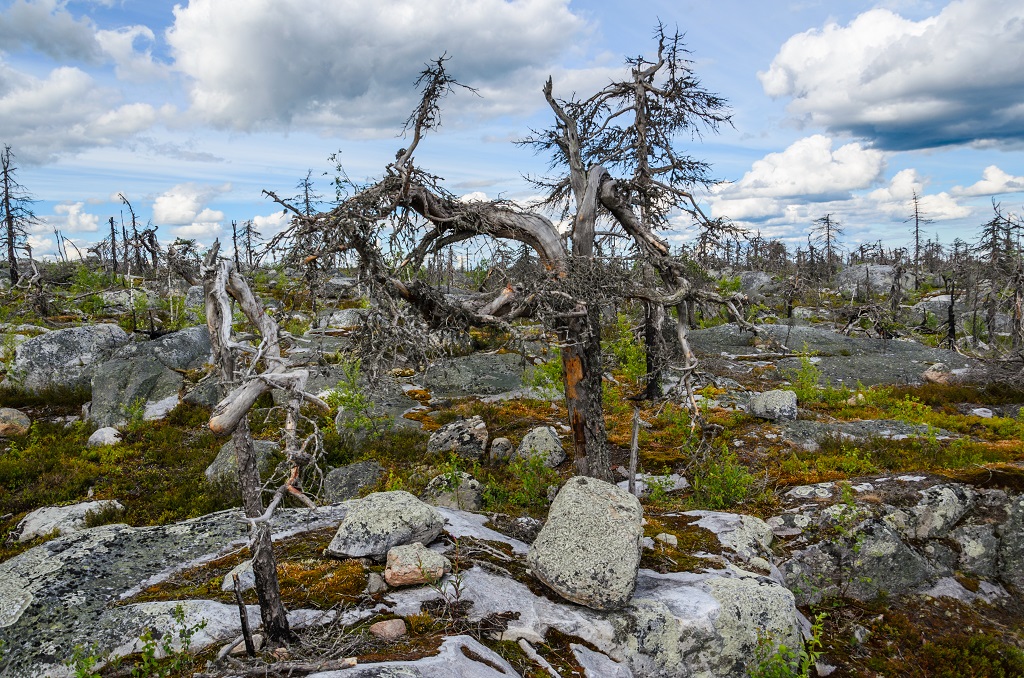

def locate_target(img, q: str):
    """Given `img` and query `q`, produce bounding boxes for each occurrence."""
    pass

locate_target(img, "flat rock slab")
[306,635,519,677]
[16,500,123,542]
[0,505,346,677]
[689,323,977,386]
[421,352,526,397]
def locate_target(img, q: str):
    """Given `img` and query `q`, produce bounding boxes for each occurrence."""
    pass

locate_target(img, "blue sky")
[1,0,1022,259]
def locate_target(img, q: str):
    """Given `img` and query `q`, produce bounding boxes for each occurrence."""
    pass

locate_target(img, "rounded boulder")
[526,476,643,610]
[327,491,444,559]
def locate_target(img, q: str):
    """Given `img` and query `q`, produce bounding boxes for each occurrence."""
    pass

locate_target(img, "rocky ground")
[0,263,1022,677]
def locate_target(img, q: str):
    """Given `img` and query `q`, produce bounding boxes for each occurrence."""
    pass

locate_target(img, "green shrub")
[528,347,563,397]
[602,312,646,384]
[689,444,754,510]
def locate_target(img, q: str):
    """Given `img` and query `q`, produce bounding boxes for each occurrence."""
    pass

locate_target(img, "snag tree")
[269,32,749,481]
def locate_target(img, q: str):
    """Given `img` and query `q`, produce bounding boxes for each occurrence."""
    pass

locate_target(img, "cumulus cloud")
[0,0,102,62]
[166,0,588,131]
[0,58,162,162]
[867,169,970,220]
[51,201,100,232]
[170,221,223,240]
[709,135,886,220]
[952,165,1024,197]
[152,183,230,225]
[96,25,169,82]
[252,210,291,237]
[759,1,1024,149]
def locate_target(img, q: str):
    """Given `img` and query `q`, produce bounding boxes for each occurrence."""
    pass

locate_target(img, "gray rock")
[204,439,279,486]
[422,472,483,511]
[616,473,689,499]
[8,324,130,392]
[308,635,518,677]
[747,389,797,421]
[0,407,30,436]
[384,541,452,586]
[319,308,365,329]
[184,285,205,308]
[738,271,774,294]
[322,460,385,502]
[572,643,633,678]
[527,476,643,610]
[0,505,349,676]
[971,407,994,418]
[112,326,212,371]
[423,352,525,397]
[489,436,513,461]
[220,559,255,593]
[426,415,488,459]
[326,491,444,559]
[909,484,976,540]
[16,500,123,542]
[997,493,1024,590]
[89,356,183,427]
[515,426,566,467]
[835,264,913,298]
[87,427,122,447]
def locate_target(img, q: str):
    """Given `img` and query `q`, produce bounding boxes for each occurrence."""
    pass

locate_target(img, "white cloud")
[760,1,1024,148]
[152,183,230,225]
[252,210,290,237]
[952,165,1024,198]
[51,201,100,232]
[709,135,886,220]
[96,25,169,82]
[0,0,102,62]
[0,58,162,162]
[867,168,970,220]
[166,0,588,131]
[171,221,223,240]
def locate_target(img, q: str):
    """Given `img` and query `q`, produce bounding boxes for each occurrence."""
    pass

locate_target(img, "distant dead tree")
[0,145,38,286]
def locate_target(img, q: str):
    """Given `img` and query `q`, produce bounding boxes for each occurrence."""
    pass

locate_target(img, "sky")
[1,0,1023,260]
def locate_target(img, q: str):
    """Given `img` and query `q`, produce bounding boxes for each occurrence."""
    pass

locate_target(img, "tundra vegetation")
[1,31,1023,678]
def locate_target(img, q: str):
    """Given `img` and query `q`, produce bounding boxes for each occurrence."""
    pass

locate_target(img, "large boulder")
[89,356,183,427]
[527,476,643,610]
[326,491,444,559]
[834,264,913,298]
[997,493,1024,590]
[204,439,280,486]
[111,326,211,371]
[7,324,130,392]
[515,426,566,467]
[322,460,385,502]
[747,389,797,421]
[426,416,488,459]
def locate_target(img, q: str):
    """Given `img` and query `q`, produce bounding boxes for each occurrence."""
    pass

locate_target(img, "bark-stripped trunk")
[642,301,667,400]
[561,306,610,480]
[203,247,292,643]
[2,162,16,285]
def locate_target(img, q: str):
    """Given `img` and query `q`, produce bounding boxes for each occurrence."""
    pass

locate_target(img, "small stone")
[87,427,122,447]
[747,389,798,421]
[228,633,265,655]
[384,542,451,586]
[515,426,566,467]
[971,407,994,418]
[427,415,489,459]
[369,618,408,641]
[489,437,513,461]
[654,533,678,547]
[365,572,388,594]
[0,408,30,436]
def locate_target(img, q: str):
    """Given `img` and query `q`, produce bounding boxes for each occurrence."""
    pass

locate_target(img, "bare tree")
[905,190,933,290]
[0,145,38,286]
[810,213,844,279]
[268,39,749,481]
[199,240,329,645]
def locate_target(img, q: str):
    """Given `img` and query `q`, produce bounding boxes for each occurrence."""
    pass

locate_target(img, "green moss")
[641,514,727,573]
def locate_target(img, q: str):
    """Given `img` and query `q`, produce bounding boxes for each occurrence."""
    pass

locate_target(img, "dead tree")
[268,39,749,481]
[0,145,37,286]
[200,241,328,644]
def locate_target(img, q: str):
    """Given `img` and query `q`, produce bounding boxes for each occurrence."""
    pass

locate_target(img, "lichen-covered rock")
[747,389,797,421]
[323,460,385,502]
[8,324,129,392]
[384,542,452,586]
[89,356,183,427]
[16,500,123,542]
[515,425,566,467]
[426,415,488,459]
[997,493,1024,590]
[422,471,483,511]
[951,524,1000,577]
[0,407,30,436]
[489,437,513,461]
[909,484,976,540]
[309,635,518,677]
[527,476,643,610]
[327,491,444,559]
[204,439,279,486]
[111,325,211,371]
